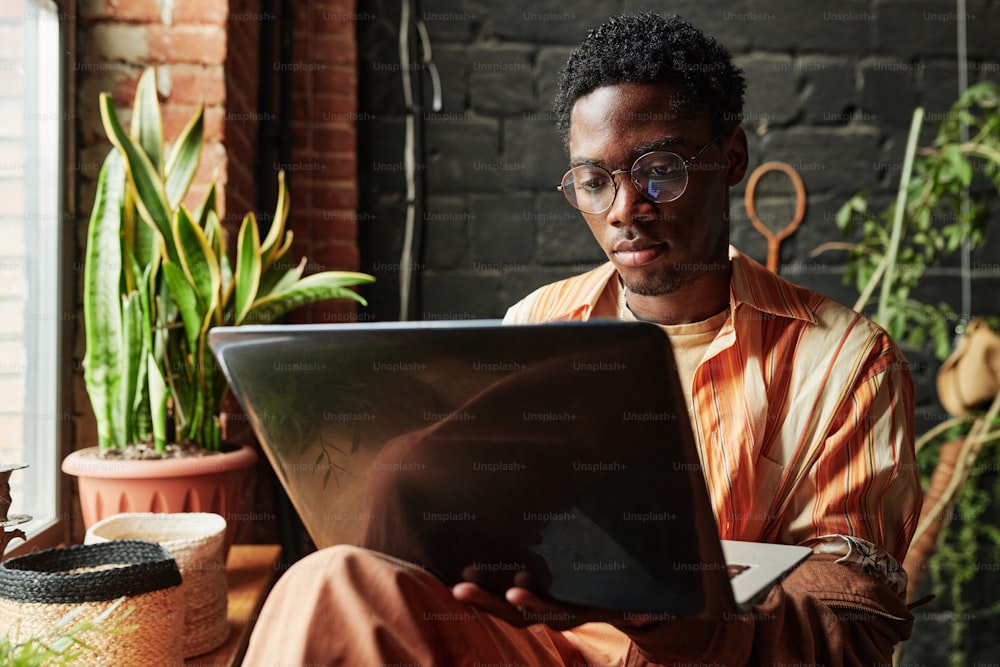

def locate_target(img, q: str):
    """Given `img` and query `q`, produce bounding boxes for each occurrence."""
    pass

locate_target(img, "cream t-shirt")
[618,287,730,412]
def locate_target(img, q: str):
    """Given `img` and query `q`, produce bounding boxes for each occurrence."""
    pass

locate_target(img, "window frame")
[3,0,74,558]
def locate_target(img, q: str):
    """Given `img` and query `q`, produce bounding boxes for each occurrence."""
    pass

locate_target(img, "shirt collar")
[728,247,817,325]
[548,247,818,325]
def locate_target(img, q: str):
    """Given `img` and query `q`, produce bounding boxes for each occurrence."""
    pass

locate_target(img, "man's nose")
[605,172,651,226]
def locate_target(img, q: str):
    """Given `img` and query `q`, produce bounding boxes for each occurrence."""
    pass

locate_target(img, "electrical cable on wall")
[398,0,415,321]
[417,19,442,112]
[956,0,972,334]
[396,0,441,321]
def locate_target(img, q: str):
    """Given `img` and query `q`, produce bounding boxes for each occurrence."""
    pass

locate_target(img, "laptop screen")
[210,320,729,614]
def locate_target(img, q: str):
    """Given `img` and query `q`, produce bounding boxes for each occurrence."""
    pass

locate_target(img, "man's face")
[567,82,747,297]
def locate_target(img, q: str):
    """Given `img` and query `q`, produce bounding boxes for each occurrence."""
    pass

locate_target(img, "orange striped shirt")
[504,247,921,564]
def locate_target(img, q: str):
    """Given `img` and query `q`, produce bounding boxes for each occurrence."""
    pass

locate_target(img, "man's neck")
[623,263,732,325]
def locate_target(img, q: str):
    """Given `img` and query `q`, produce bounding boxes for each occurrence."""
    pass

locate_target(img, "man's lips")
[612,239,667,268]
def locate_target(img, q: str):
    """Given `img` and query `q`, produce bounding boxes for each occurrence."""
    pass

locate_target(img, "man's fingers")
[503,588,592,630]
[454,582,650,632]
[451,582,533,628]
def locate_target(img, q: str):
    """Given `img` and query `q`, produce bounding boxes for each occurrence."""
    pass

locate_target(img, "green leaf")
[82,150,126,451]
[234,213,263,324]
[99,92,176,263]
[173,205,221,321]
[219,246,233,308]
[258,257,306,298]
[131,67,164,175]
[245,272,374,324]
[164,102,205,209]
[835,195,866,235]
[162,260,203,353]
[954,156,973,187]
[261,170,291,268]
[266,231,295,268]
[164,325,194,431]
[201,195,223,260]
[120,292,144,446]
[132,259,156,443]
[195,182,219,229]
[939,144,975,188]
[126,184,158,274]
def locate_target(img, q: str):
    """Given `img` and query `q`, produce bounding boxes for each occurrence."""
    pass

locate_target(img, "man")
[245,13,921,665]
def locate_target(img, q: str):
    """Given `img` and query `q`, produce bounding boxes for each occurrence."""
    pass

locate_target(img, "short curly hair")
[553,13,746,146]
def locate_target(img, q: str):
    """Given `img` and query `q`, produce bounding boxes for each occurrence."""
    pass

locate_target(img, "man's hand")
[451,580,670,632]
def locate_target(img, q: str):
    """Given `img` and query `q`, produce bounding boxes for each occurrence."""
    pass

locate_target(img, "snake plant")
[82,67,374,454]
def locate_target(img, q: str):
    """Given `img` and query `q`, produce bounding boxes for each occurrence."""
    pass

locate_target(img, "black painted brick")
[504,118,566,191]
[503,267,590,309]
[875,0,990,60]
[467,46,536,116]
[800,60,858,125]
[424,116,501,193]
[739,54,803,129]
[622,0,754,53]
[422,198,472,270]
[469,194,536,266]
[859,62,923,128]
[484,1,600,44]
[419,271,503,320]
[537,47,575,118]
[744,0,876,54]
[535,208,605,267]
[418,0,481,43]
[757,127,882,196]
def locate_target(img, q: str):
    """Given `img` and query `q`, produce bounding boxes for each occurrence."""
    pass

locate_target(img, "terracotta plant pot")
[61,444,257,556]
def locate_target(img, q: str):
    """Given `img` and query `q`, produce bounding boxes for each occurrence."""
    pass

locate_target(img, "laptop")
[209,319,810,616]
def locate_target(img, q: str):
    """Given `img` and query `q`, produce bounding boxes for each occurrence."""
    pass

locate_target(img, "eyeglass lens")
[560,151,689,214]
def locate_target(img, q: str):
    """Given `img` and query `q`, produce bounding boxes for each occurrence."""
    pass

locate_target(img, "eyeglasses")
[557,135,723,214]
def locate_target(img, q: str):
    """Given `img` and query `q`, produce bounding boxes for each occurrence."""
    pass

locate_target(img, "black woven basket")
[0,539,181,603]
[0,539,185,665]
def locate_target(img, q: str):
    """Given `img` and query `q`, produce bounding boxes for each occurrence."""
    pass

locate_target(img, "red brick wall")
[73,0,362,440]
[76,1,229,215]
[223,0,263,234]
[288,0,361,325]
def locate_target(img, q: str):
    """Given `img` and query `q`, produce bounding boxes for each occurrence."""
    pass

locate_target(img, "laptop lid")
[209,320,802,615]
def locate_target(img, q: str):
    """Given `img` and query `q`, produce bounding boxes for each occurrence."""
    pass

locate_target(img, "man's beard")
[625,268,686,297]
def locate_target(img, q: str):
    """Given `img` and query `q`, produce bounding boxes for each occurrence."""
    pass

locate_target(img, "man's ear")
[724,126,749,186]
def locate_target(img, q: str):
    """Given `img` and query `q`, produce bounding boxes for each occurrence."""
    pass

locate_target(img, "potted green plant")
[815,80,1000,665]
[62,67,374,549]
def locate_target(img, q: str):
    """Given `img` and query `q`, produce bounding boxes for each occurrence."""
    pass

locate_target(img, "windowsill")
[3,518,65,559]
[184,544,283,667]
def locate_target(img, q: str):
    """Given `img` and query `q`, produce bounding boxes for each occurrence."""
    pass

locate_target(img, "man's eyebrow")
[569,136,685,169]
[568,156,607,168]
[632,136,685,156]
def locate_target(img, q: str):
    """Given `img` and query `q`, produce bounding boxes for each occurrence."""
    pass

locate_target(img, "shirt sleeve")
[779,329,922,565]
[622,552,915,666]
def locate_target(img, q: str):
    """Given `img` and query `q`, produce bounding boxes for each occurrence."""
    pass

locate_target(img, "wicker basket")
[85,512,230,658]
[0,540,184,666]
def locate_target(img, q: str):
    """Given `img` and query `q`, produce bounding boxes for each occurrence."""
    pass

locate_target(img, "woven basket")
[85,512,230,658]
[0,540,183,666]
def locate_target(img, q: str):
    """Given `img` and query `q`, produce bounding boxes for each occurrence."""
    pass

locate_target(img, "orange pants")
[244,544,643,666]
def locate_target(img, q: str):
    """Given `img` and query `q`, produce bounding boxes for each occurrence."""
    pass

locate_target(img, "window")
[0,0,66,554]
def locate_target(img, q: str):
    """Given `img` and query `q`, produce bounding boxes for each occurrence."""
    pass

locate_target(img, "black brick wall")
[354,3,1000,661]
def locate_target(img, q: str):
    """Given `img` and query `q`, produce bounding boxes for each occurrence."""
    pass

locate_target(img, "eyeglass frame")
[556,134,725,214]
